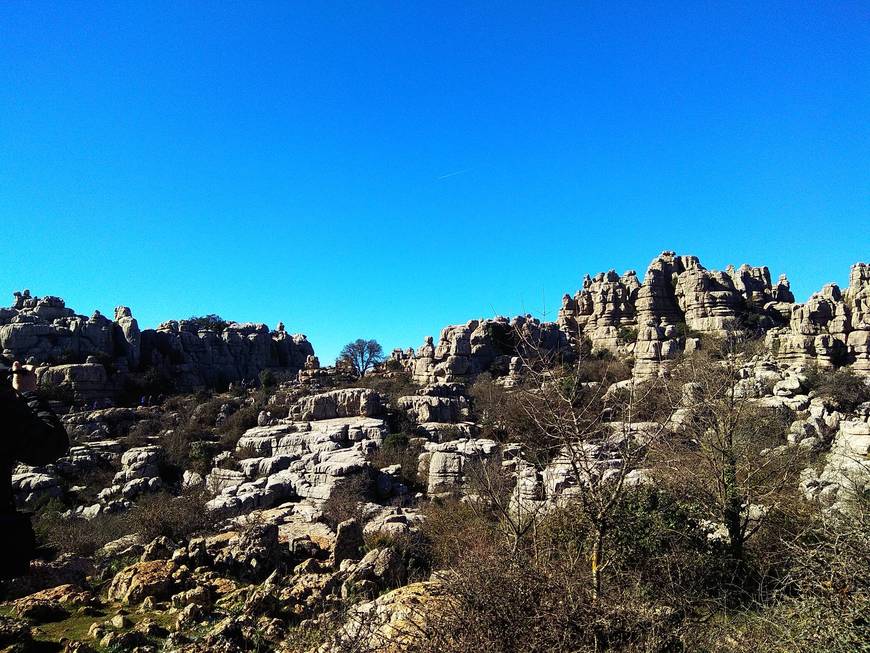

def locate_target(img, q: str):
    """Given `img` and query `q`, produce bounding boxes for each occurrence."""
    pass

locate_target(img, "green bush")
[259,369,277,388]
[616,326,638,345]
[185,314,229,332]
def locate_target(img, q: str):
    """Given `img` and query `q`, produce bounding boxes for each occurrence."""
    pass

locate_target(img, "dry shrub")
[321,475,374,530]
[421,498,500,569]
[33,505,130,557]
[803,365,870,412]
[468,374,538,443]
[33,490,211,557]
[126,489,211,541]
[217,403,261,448]
[414,534,682,653]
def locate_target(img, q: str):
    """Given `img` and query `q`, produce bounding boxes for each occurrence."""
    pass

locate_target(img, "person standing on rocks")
[0,359,69,580]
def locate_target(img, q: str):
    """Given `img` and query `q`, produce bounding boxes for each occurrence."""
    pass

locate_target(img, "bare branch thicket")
[650,344,806,577]
[462,456,545,555]
[508,323,678,600]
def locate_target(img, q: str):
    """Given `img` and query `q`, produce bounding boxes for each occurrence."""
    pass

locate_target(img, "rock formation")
[393,316,569,385]
[0,291,314,399]
[398,253,869,380]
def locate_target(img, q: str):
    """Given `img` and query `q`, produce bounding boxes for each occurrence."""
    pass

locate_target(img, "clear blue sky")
[1,2,868,362]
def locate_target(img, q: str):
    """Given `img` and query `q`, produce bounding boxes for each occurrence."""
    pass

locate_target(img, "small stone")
[109,614,131,629]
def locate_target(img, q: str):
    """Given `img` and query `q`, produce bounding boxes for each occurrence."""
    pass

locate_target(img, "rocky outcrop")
[419,438,500,495]
[95,445,163,508]
[764,263,870,371]
[394,316,569,385]
[323,580,445,652]
[206,416,386,514]
[397,252,815,382]
[289,388,384,421]
[557,269,640,352]
[0,290,314,398]
[801,418,870,516]
[396,394,468,424]
[107,559,188,605]
[141,320,314,391]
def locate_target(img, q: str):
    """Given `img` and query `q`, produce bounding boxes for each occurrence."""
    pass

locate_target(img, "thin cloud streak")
[436,168,472,180]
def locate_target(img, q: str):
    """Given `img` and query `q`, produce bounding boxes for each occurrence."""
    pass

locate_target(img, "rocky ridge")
[393,252,870,380]
[0,290,314,399]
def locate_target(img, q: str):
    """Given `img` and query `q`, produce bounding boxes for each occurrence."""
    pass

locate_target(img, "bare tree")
[338,339,384,378]
[464,457,544,555]
[652,348,803,567]
[511,326,676,601]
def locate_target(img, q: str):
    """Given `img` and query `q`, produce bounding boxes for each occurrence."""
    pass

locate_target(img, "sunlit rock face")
[0,290,314,397]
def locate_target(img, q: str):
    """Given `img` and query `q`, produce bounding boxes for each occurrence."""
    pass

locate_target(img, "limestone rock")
[0,290,316,397]
[107,559,186,605]
[333,519,364,565]
[289,388,383,421]
[213,523,281,581]
[421,438,500,495]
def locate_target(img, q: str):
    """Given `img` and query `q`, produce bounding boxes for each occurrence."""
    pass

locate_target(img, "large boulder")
[107,560,187,605]
[289,388,383,421]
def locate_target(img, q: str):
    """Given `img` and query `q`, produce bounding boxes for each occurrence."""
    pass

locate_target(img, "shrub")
[370,432,424,494]
[217,404,261,449]
[38,382,76,406]
[118,368,176,407]
[484,322,517,357]
[33,502,129,557]
[185,314,229,333]
[126,490,211,541]
[385,358,405,373]
[34,490,212,557]
[355,370,416,407]
[259,369,277,389]
[321,475,373,530]
[616,326,638,345]
[469,374,539,443]
[803,365,870,412]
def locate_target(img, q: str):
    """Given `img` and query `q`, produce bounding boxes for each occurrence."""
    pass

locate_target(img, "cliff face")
[394,252,870,381]
[0,290,314,399]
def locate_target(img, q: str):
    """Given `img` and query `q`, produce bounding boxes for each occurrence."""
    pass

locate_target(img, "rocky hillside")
[1,251,868,653]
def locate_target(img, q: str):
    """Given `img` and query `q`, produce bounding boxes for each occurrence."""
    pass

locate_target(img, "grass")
[0,598,183,652]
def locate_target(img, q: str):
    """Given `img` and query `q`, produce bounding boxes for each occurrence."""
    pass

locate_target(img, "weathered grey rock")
[107,559,186,605]
[289,388,383,420]
[558,269,640,352]
[37,363,112,402]
[334,519,364,565]
[340,547,406,599]
[214,523,281,581]
[207,417,385,515]
[397,395,468,424]
[0,290,316,396]
[801,419,870,516]
[393,316,568,385]
[11,469,62,507]
[765,263,870,371]
[421,438,500,495]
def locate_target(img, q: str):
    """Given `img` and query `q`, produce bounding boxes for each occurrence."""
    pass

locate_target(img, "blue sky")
[1,2,868,362]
